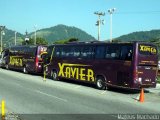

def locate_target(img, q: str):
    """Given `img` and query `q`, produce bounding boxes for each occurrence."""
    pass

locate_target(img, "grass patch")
[157,76,160,83]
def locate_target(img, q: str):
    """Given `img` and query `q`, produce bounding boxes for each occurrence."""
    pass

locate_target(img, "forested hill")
[3,26,160,46]
[2,28,24,47]
[115,29,160,42]
[2,25,96,46]
[29,24,96,44]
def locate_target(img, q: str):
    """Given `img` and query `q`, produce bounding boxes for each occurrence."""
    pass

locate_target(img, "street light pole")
[0,26,5,52]
[34,25,37,45]
[94,12,105,41]
[108,8,116,43]
[97,15,101,41]
[1,31,2,52]
[15,31,17,46]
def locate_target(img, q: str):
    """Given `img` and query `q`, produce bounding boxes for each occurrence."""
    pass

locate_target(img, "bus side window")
[73,47,81,58]
[3,50,9,58]
[121,46,132,61]
[65,46,73,58]
[106,46,120,59]
[127,49,132,60]
[81,46,94,59]
[95,46,105,59]
[55,47,61,58]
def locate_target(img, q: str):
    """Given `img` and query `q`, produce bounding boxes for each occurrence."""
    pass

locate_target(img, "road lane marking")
[110,114,119,119]
[35,90,68,102]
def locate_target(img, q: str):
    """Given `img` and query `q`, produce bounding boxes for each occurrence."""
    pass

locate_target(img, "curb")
[156,83,160,88]
[144,84,160,94]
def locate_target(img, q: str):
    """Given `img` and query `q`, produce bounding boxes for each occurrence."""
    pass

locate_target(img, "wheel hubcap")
[97,79,102,88]
[53,73,57,79]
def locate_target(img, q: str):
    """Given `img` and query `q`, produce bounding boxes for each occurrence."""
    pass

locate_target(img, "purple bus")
[44,42,158,90]
[0,45,47,74]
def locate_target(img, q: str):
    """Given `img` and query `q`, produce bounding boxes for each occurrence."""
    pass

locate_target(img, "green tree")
[22,37,48,45]
[53,38,79,44]
[36,37,48,45]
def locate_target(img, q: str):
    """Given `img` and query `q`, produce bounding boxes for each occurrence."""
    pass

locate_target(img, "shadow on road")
[48,78,147,94]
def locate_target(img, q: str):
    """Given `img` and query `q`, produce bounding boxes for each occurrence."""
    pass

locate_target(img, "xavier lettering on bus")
[58,63,95,82]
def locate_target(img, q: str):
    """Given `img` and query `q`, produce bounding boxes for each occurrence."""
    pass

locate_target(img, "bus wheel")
[51,70,58,80]
[23,66,27,74]
[96,76,106,90]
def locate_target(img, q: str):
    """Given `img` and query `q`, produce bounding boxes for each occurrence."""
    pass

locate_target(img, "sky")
[0,0,160,41]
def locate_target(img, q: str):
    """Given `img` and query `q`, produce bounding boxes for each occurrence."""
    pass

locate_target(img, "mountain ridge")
[115,29,160,42]
[29,24,96,43]
[2,24,96,46]
[2,25,160,47]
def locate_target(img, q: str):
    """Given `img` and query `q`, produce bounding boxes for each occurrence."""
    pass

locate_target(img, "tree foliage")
[115,30,160,42]
[22,37,48,45]
[31,25,95,44]
[53,38,79,44]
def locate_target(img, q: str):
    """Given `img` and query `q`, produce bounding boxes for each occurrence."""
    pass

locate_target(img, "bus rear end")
[133,42,158,88]
[35,46,47,73]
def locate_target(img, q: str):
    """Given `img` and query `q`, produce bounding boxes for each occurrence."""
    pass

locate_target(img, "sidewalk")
[145,84,160,95]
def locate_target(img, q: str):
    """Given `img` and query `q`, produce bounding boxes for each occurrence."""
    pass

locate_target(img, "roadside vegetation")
[157,76,160,83]
[53,38,79,44]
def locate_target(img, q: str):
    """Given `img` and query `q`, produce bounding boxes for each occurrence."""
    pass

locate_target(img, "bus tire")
[51,70,58,81]
[23,66,28,74]
[96,76,106,90]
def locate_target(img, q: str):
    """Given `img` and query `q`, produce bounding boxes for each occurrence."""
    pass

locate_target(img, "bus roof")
[50,41,155,46]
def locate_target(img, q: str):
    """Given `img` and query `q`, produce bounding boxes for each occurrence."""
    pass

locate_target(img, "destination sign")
[139,45,157,54]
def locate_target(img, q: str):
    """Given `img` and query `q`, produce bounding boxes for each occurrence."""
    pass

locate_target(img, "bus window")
[3,50,9,57]
[120,46,133,61]
[60,47,68,58]
[65,47,73,57]
[54,47,61,58]
[73,46,81,58]
[105,46,120,59]
[95,46,105,59]
[81,46,94,59]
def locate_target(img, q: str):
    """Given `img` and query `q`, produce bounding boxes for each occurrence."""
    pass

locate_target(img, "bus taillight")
[133,69,142,84]
[36,56,42,68]
[36,56,39,67]
[133,69,138,82]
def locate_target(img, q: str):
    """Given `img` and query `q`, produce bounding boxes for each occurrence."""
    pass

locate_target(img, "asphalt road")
[0,68,160,120]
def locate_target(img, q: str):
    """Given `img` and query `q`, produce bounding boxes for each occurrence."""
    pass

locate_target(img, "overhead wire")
[115,11,160,14]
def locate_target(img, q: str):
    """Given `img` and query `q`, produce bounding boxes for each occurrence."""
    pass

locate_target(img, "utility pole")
[108,8,116,42]
[94,11,105,41]
[15,31,17,46]
[34,25,37,45]
[0,26,5,52]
